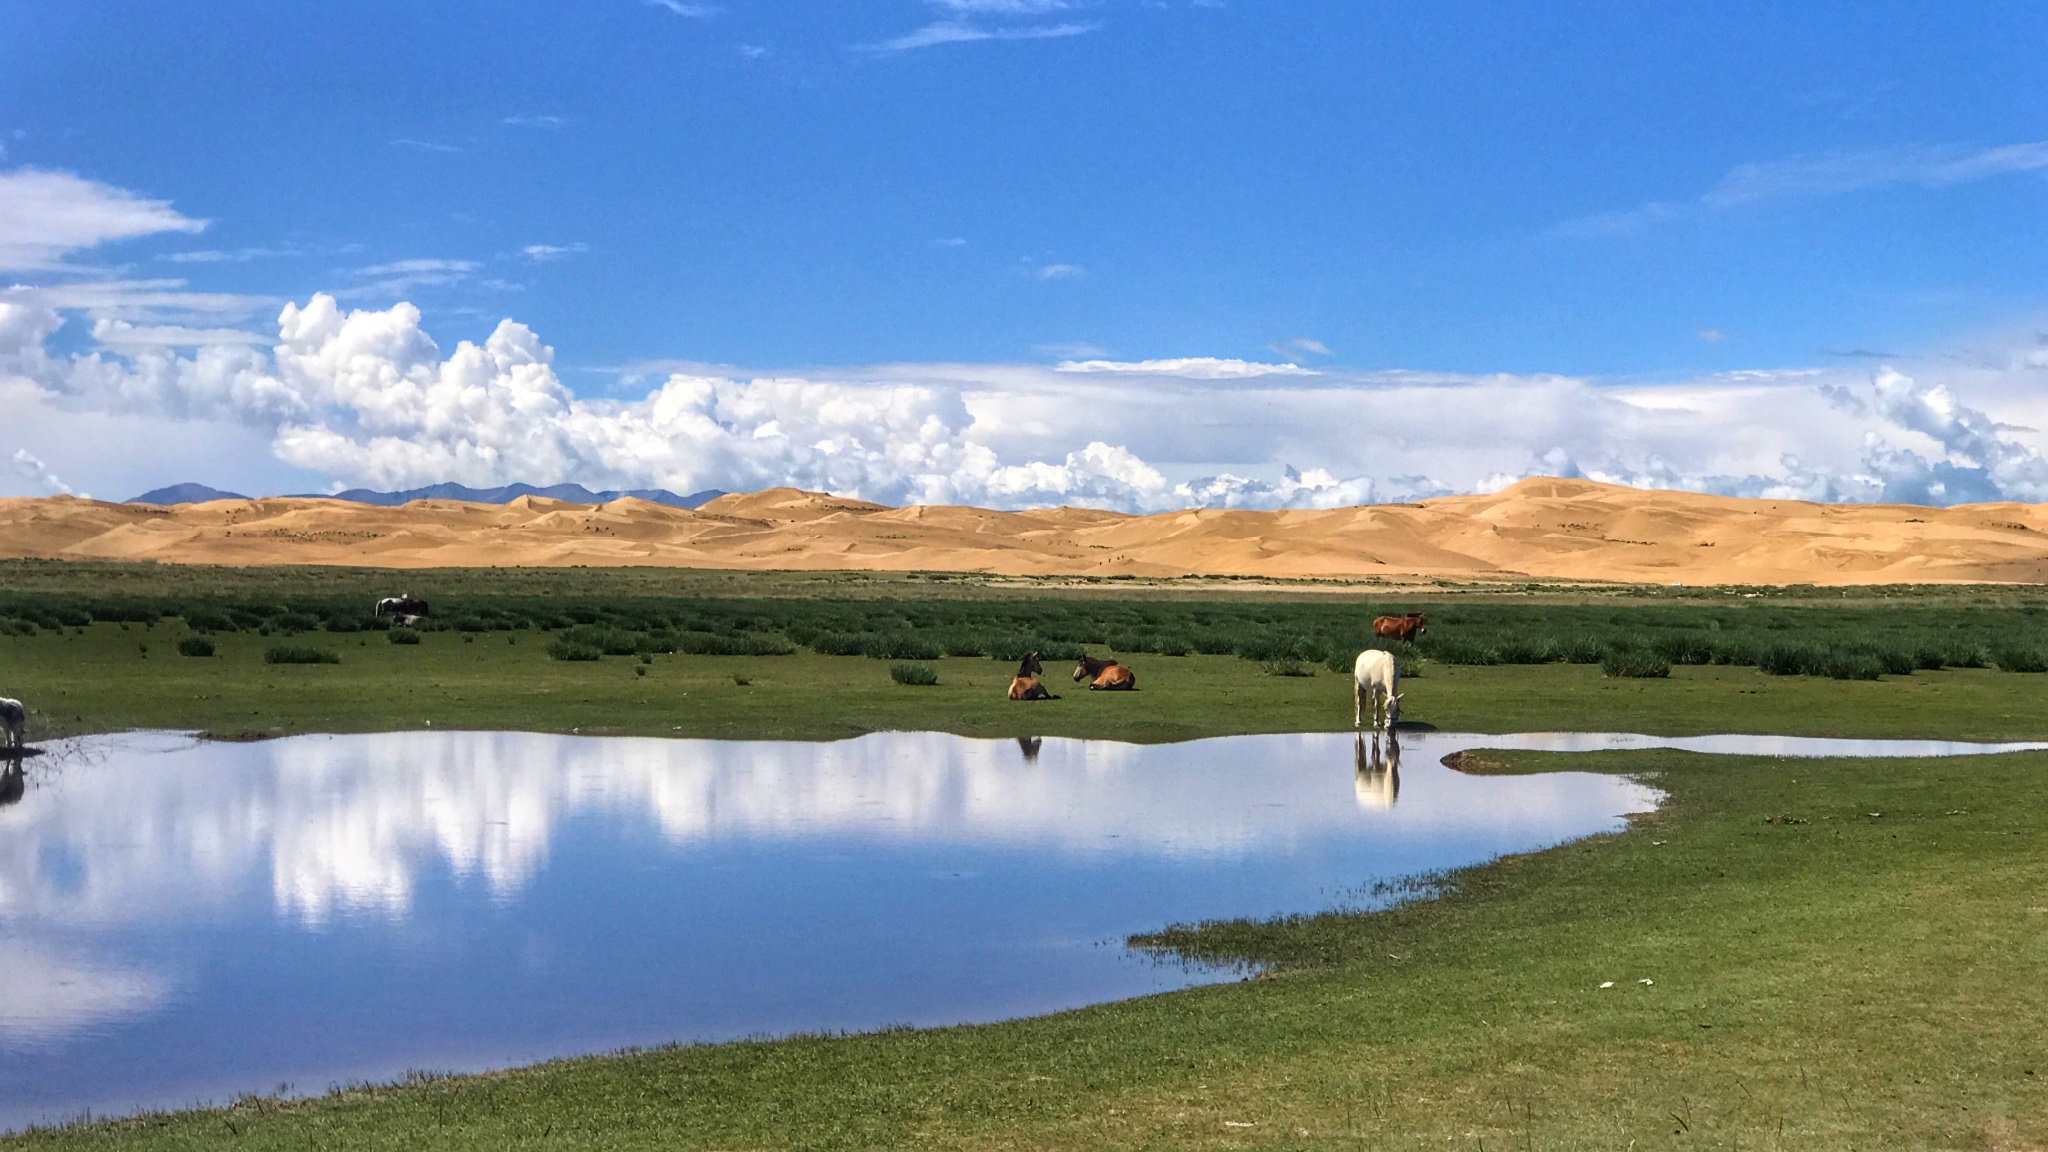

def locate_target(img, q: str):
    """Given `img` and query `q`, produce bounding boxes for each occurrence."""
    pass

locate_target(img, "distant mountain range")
[128,483,250,504]
[127,481,727,509]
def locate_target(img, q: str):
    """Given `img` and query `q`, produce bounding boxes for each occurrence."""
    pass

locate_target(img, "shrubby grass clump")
[985,635,1086,661]
[387,629,422,646]
[264,645,340,665]
[805,631,869,656]
[175,636,215,657]
[1993,646,2048,673]
[1491,636,1557,665]
[942,633,989,657]
[1823,649,1886,681]
[547,637,603,661]
[1601,648,1671,678]
[889,662,939,686]
[1759,642,1825,677]
[1650,633,1715,665]
[1559,635,1605,664]
[863,633,942,661]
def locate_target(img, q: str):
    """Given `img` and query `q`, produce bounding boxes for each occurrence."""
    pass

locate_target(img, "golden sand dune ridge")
[3,477,2047,585]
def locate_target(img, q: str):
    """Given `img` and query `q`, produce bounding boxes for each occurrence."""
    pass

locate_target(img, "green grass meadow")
[4,563,2048,1148]
[6,621,2048,745]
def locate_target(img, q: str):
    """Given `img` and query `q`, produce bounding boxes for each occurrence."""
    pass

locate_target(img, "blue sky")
[5,1,2048,507]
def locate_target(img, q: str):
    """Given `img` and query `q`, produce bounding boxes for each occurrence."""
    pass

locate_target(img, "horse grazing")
[1372,612,1426,643]
[1352,649,1402,733]
[1072,653,1136,691]
[1007,652,1058,701]
[375,594,430,620]
[0,697,24,751]
[1353,731,1401,810]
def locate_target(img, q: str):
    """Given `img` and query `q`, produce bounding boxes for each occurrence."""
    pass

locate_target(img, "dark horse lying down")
[1008,652,1058,701]
[1073,653,1136,690]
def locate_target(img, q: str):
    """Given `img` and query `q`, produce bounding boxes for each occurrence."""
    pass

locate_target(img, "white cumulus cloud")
[10,291,2048,513]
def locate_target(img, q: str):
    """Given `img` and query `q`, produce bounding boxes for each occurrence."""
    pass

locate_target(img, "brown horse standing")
[1008,652,1058,701]
[1073,653,1137,691]
[1372,612,1427,643]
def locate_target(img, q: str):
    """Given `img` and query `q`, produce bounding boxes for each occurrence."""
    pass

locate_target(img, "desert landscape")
[5,476,2047,584]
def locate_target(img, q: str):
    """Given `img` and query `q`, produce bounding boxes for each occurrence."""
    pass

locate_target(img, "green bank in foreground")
[15,746,2048,1149]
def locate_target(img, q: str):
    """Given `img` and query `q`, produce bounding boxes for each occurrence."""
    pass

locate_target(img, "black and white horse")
[375,595,430,621]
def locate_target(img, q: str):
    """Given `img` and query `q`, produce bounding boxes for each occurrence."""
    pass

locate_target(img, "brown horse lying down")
[1073,653,1136,690]
[1008,652,1058,701]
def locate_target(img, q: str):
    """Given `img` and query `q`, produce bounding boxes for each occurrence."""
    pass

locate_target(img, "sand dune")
[3,478,2047,585]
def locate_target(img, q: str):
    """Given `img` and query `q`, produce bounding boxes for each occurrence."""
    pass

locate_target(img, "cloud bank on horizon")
[7,166,2048,513]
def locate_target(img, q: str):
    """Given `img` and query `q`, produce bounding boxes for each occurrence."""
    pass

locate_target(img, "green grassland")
[16,746,2048,1149]
[7,561,2048,1148]
[5,559,2048,743]
[6,623,2048,744]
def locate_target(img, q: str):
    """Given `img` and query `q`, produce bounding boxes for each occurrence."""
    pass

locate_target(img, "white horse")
[0,697,24,751]
[1352,649,1402,733]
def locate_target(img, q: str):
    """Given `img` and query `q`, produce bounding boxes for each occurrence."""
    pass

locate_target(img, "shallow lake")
[0,727,2035,1131]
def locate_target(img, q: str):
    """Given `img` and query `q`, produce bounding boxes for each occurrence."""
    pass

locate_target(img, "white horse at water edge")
[0,696,24,751]
[1352,650,1402,733]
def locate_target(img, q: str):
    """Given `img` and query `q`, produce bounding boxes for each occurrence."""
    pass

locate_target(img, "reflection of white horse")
[1353,732,1400,810]
[0,761,22,807]
[0,697,23,751]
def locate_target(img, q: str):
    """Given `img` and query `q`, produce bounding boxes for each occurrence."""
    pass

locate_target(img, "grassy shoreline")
[12,744,2048,1148]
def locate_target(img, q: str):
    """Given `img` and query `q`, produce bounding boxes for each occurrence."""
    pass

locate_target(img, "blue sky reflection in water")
[0,728,1666,1129]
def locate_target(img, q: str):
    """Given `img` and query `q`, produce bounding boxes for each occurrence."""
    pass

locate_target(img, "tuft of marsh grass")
[1651,633,1715,665]
[175,636,215,658]
[387,629,421,645]
[1559,635,1605,664]
[806,631,869,656]
[865,634,943,661]
[1490,636,1557,664]
[547,638,602,661]
[1824,649,1885,681]
[889,662,940,686]
[1759,641,1824,676]
[1600,648,1670,678]
[1992,646,2048,673]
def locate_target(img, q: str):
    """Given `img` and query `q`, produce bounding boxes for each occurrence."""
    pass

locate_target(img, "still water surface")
[0,727,2027,1130]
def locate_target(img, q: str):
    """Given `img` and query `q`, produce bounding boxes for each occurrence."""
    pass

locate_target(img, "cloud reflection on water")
[0,731,1655,928]
[0,729,1654,1127]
